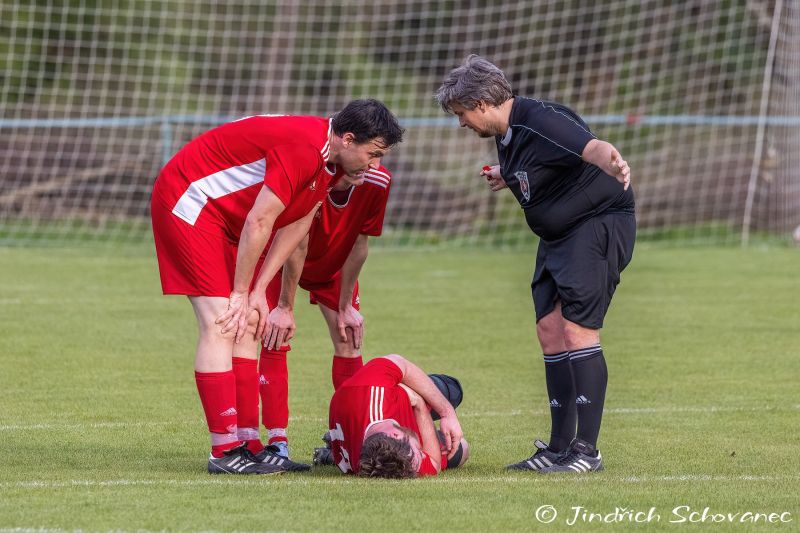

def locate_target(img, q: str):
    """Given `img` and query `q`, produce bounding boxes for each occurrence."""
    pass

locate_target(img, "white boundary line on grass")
[2,405,797,431]
[1,474,798,490]
[461,405,800,418]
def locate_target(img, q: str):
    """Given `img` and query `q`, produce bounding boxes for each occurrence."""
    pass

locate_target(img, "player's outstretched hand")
[338,304,364,349]
[610,148,631,190]
[438,413,464,459]
[263,304,296,350]
[216,290,249,343]
[480,165,507,192]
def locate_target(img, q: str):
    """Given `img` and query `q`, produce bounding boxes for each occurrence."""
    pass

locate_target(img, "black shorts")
[531,211,635,329]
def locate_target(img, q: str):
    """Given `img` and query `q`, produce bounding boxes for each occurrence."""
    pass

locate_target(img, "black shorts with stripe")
[531,211,635,329]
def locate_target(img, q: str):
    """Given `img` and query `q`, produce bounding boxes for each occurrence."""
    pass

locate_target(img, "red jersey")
[301,166,391,286]
[328,358,438,476]
[152,115,335,240]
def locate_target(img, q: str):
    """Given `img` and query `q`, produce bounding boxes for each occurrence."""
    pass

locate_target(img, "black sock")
[543,351,576,452]
[570,345,607,449]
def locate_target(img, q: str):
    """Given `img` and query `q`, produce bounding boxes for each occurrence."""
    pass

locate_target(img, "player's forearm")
[278,234,308,309]
[338,234,369,310]
[234,218,275,293]
[413,405,442,472]
[400,360,455,420]
[252,206,317,294]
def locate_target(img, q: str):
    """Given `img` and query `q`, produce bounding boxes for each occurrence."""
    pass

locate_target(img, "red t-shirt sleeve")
[263,143,323,207]
[360,169,391,236]
[343,357,403,388]
[417,453,439,477]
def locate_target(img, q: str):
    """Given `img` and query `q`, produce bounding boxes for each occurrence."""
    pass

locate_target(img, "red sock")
[232,357,263,454]
[332,355,363,390]
[194,370,241,457]
[259,347,290,443]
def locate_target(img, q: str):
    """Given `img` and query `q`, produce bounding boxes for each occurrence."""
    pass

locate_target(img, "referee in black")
[436,55,635,473]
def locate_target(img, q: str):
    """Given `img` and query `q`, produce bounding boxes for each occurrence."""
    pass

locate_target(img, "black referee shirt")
[495,97,634,241]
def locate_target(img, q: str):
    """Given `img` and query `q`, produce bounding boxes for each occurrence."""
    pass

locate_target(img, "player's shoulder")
[228,115,330,148]
[361,166,391,191]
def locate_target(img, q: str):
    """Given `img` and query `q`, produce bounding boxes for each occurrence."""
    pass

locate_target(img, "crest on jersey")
[515,170,530,202]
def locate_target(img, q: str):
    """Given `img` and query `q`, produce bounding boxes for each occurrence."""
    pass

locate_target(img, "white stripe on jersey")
[369,387,376,423]
[369,386,385,423]
[363,178,388,189]
[320,120,332,162]
[363,168,390,183]
[171,158,266,225]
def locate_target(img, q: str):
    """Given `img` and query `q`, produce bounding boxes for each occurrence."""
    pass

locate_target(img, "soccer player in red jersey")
[150,100,403,474]
[249,164,392,459]
[328,355,469,478]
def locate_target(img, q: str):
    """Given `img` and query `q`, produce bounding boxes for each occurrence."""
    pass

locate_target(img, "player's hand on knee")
[216,290,248,342]
[242,291,268,343]
[337,305,364,349]
[263,304,295,350]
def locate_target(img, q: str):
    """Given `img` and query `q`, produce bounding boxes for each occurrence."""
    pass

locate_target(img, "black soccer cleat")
[538,439,603,474]
[313,430,334,466]
[255,444,311,472]
[208,444,287,475]
[506,439,564,471]
[313,446,334,466]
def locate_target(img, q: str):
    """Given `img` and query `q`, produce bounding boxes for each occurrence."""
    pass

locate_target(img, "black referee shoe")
[506,440,563,471]
[255,445,311,472]
[208,444,286,475]
[538,439,603,474]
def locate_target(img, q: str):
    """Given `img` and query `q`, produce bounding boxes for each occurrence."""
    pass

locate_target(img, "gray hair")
[435,55,513,113]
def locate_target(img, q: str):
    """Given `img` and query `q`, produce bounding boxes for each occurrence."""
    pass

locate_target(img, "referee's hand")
[480,165,507,192]
[610,148,631,190]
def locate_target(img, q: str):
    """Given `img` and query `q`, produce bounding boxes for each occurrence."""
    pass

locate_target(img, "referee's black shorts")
[531,211,635,329]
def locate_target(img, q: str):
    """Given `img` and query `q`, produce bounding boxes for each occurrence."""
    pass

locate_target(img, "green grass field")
[1,243,798,532]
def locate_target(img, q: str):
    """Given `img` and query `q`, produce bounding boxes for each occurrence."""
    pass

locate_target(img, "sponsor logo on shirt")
[515,170,530,202]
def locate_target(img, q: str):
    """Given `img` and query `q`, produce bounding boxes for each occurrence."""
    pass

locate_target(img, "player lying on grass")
[327,354,469,478]
[151,100,403,475]
[235,164,392,464]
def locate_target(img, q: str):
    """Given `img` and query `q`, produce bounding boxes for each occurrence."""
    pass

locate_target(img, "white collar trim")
[500,127,513,146]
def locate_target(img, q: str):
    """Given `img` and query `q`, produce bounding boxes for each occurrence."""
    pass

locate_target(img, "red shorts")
[265,272,360,312]
[151,196,238,297]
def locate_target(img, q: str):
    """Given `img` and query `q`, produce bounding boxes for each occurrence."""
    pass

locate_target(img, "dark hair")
[358,433,417,479]
[332,99,404,147]
[435,54,513,113]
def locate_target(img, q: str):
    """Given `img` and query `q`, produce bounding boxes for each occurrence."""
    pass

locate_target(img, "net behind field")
[1,0,798,246]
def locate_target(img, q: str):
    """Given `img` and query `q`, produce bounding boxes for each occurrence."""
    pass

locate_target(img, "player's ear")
[342,132,356,146]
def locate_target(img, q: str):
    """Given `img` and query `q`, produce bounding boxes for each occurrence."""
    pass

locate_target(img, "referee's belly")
[523,193,595,241]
